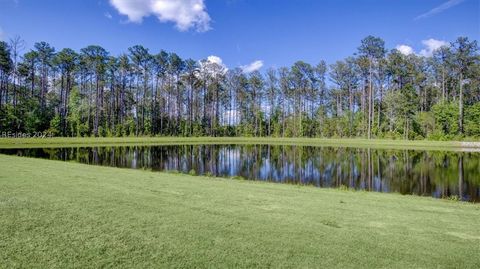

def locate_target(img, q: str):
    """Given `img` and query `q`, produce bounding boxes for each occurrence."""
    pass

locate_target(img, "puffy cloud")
[198,55,228,75]
[395,39,449,57]
[110,0,151,22]
[415,0,465,20]
[241,60,263,73]
[109,0,211,32]
[396,45,414,56]
[104,12,113,19]
[207,55,224,66]
[420,38,449,56]
[207,55,228,70]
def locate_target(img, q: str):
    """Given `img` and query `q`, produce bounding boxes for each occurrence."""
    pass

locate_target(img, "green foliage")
[126,119,136,136]
[464,103,480,137]
[0,41,13,73]
[48,114,61,136]
[432,102,459,138]
[0,37,478,140]
[416,112,435,138]
[384,84,419,138]
[0,105,17,131]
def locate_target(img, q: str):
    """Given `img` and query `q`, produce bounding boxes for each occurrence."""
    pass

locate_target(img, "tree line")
[0,36,478,139]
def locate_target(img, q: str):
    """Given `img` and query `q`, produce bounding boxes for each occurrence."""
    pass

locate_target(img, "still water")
[1,144,479,202]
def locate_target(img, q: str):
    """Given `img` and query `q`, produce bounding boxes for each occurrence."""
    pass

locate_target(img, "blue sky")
[0,0,478,72]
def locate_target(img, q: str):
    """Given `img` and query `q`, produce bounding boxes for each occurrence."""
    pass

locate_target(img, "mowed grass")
[0,136,479,151]
[0,155,479,268]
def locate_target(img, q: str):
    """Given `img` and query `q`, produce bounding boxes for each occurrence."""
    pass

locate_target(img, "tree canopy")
[0,36,478,139]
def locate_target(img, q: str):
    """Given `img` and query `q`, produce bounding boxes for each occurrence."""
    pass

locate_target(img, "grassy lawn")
[0,154,479,268]
[0,136,479,151]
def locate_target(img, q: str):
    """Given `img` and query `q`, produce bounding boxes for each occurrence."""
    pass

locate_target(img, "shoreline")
[0,137,479,151]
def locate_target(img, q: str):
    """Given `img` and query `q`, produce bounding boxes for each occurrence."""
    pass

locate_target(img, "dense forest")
[0,36,478,139]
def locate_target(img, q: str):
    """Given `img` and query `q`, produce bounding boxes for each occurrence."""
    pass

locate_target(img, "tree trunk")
[442,68,446,102]
[94,76,100,137]
[377,81,382,133]
[459,73,464,134]
[367,62,372,139]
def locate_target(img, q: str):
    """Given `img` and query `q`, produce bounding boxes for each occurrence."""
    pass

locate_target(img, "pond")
[1,144,479,202]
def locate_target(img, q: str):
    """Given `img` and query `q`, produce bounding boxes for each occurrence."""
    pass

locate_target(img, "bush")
[465,103,480,137]
[48,114,61,136]
[432,102,459,136]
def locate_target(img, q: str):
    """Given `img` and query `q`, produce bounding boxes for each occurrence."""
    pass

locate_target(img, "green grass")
[0,136,479,151]
[1,154,479,268]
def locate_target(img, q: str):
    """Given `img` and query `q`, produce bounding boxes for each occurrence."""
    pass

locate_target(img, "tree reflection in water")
[2,145,479,202]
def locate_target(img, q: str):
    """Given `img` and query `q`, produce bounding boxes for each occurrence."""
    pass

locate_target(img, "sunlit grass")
[0,136,478,151]
[1,154,479,268]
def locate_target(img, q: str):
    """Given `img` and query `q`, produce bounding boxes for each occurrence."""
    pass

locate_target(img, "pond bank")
[0,137,479,151]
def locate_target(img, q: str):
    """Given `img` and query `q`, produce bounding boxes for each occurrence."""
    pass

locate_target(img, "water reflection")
[1,145,479,202]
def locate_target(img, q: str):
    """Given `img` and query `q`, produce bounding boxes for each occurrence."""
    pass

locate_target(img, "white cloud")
[109,0,211,32]
[396,45,414,56]
[415,0,465,20]
[395,39,449,57]
[241,60,263,73]
[419,38,449,56]
[198,55,228,75]
[207,55,228,70]
[207,55,224,66]
[104,12,113,19]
